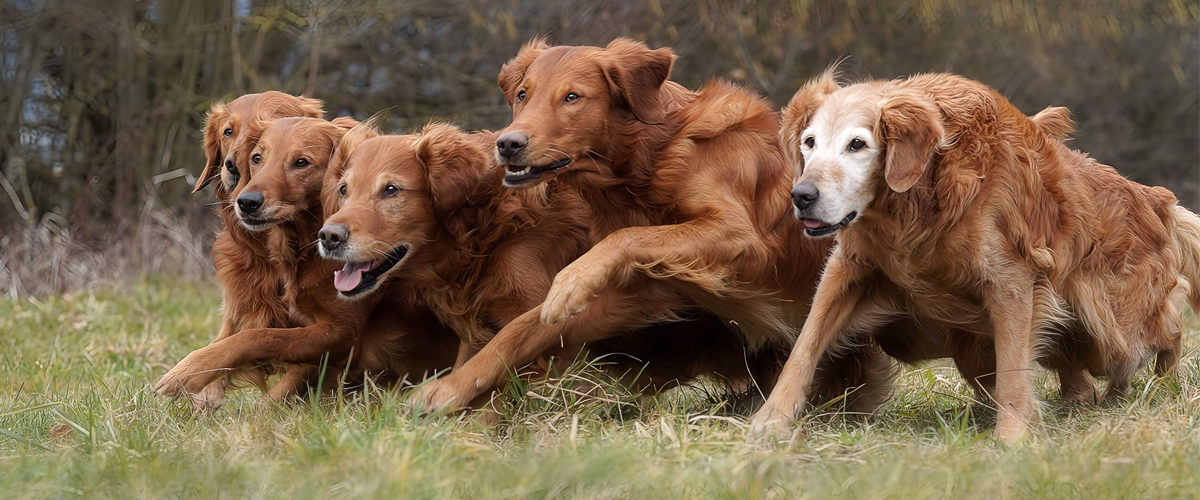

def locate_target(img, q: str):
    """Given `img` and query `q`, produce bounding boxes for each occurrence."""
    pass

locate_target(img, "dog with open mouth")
[185,91,326,409]
[752,69,1196,444]
[405,38,946,417]
[318,121,594,370]
[319,122,796,404]
[157,117,457,399]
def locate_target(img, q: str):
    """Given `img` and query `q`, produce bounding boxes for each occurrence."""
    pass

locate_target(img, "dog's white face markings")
[794,99,882,228]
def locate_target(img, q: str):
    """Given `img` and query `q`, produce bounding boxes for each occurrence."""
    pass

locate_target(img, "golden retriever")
[753,69,1197,443]
[188,92,325,408]
[406,38,901,414]
[157,117,457,399]
[320,122,821,404]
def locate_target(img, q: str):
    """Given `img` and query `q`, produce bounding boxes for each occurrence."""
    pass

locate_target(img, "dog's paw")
[407,377,472,415]
[154,367,188,398]
[187,377,228,411]
[541,265,604,325]
[154,351,224,398]
[747,410,794,441]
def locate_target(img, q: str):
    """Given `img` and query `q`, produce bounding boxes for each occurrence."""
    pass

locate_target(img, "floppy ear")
[601,38,675,124]
[780,66,842,171]
[296,95,325,118]
[317,121,351,160]
[414,122,489,219]
[878,91,944,193]
[193,102,227,193]
[498,37,550,105]
[257,91,325,119]
[322,120,379,219]
[330,115,360,130]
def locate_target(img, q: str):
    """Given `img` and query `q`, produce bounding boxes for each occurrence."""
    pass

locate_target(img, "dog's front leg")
[749,251,872,437]
[156,322,353,398]
[411,287,682,414]
[541,217,759,324]
[985,279,1038,444]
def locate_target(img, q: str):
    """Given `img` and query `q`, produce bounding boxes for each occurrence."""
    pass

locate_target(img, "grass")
[1,279,1198,499]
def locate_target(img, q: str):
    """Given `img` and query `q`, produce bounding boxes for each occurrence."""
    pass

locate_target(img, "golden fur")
[407,38,900,414]
[319,122,592,366]
[755,70,1196,443]
[157,117,457,399]
[187,92,325,408]
[321,122,819,403]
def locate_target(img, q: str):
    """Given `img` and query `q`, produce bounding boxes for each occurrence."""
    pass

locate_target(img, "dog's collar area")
[333,245,409,297]
[503,158,572,186]
[803,211,857,237]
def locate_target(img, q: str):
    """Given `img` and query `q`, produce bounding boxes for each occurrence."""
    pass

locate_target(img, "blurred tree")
[1,0,1196,238]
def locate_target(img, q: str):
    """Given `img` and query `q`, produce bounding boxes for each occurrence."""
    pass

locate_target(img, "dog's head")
[233,117,354,231]
[493,37,675,188]
[781,70,944,238]
[319,122,493,299]
[195,91,324,199]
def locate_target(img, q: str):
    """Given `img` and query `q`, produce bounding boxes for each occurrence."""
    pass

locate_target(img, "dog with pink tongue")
[155,117,457,400]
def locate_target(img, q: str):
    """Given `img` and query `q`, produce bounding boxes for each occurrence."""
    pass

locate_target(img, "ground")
[0,279,1197,499]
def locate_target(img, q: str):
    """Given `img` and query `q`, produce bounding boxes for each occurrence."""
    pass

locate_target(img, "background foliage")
[1,0,1198,293]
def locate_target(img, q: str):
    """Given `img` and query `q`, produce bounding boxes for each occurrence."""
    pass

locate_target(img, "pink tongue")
[802,219,824,229]
[334,262,370,292]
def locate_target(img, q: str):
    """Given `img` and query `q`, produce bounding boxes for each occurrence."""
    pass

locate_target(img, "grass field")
[1,279,1198,499]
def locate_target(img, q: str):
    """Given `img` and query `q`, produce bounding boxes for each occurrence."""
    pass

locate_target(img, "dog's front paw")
[748,408,794,440]
[541,263,606,325]
[187,377,229,411]
[154,351,226,398]
[407,377,473,415]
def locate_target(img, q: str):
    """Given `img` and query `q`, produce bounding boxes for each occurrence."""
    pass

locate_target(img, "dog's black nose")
[792,182,819,210]
[224,157,240,176]
[236,191,264,214]
[319,223,350,251]
[496,131,529,160]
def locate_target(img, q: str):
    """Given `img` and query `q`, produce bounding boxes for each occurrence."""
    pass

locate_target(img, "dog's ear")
[193,102,227,193]
[878,91,944,193]
[414,122,489,220]
[498,37,550,106]
[780,67,842,172]
[601,38,675,124]
[257,91,325,119]
[296,95,325,118]
[323,119,379,218]
[1030,105,1074,142]
[330,115,360,131]
[316,120,352,163]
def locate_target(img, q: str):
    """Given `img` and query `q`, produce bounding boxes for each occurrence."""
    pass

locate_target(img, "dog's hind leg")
[949,332,997,401]
[1155,277,1190,377]
[1058,367,1099,404]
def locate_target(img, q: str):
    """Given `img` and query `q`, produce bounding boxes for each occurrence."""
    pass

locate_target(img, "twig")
[0,169,29,221]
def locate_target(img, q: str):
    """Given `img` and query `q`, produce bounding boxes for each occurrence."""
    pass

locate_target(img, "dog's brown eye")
[339,184,347,197]
[516,90,526,102]
[803,137,815,148]
[564,92,580,103]
[293,158,309,169]
[223,128,234,137]
[251,153,261,165]
[848,138,866,152]
[381,184,400,198]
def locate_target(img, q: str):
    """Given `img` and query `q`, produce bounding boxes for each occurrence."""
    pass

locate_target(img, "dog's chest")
[874,254,989,331]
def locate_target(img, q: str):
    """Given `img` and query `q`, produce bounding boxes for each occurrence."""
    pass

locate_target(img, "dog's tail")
[1174,205,1200,311]
[1030,106,1075,141]
[1154,204,1200,376]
